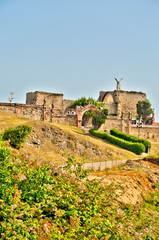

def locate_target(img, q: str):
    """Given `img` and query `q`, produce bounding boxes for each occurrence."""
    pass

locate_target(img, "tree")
[137,100,153,122]
[92,109,108,129]
[71,96,105,109]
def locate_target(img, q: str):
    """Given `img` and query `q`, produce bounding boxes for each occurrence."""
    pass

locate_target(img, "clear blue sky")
[0,0,159,119]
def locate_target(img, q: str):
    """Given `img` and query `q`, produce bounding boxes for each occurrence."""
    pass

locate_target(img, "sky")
[0,0,159,120]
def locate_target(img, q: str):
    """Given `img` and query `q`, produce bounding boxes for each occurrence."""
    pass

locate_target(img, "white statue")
[114,78,123,90]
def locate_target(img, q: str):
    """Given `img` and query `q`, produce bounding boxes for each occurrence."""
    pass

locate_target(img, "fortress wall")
[17,106,43,120]
[0,103,76,126]
[26,92,37,105]
[99,117,122,132]
[104,103,117,115]
[0,103,44,120]
[100,90,147,116]
[131,126,159,142]
[117,91,146,115]
[26,92,64,115]
[0,104,16,114]
[63,99,74,113]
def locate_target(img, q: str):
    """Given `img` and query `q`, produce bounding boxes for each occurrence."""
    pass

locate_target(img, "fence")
[82,159,128,170]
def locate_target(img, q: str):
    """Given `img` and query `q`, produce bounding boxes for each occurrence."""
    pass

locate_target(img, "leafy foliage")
[71,96,105,109]
[110,128,151,153]
[2,125,32,149]
[137,100,153,122]
[83,109,108,130]
[89,129,145,155]
[0,141,158,239]
[92,109,108,130]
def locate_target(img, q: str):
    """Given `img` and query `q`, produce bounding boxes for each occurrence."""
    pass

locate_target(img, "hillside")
[0,111,159,239]
[0,111,140,167]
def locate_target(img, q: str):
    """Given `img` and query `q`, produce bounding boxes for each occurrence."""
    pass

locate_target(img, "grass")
[1,111,159,166]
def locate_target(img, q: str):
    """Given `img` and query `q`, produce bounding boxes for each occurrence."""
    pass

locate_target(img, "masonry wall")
[116,91,146,116]
[26,91,64,115]
[0,103,77,126]
[99,90,147,116]
[100,117,159,142]
[0,103,44,120]
[63,99,74,113]
[100,117,122,132]
[131,126,159,142]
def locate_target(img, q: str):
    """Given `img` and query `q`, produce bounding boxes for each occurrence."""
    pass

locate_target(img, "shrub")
[92,109,108,130]
[110,128,151,153]
[2,125,32,149]
[89,129,145,155]
[0,140,158,238]
[71,96,105,108]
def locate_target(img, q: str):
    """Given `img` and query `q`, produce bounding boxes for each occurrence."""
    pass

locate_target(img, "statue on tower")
[114,78,123,90]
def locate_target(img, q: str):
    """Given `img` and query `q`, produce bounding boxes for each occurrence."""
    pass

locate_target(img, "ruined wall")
[131,126,159,142]
[98,90,146,116]
[99,116,130,134]
[100,117,121,132]
[116,91,146,116]
[26,91,64,115]
[63,99,74,113]
[0,103,44,120]
[0,103,76,126]
[98,91,117,115]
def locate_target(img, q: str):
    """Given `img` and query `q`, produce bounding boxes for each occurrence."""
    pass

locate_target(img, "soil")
[88,158,159,204]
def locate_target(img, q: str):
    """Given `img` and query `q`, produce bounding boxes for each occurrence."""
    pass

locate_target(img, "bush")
[92,109,108,130]
[2,125,32,149]
[71,96,105,108]
[110,128,151,153]
[89,129,145,155]
[0,140,158,238]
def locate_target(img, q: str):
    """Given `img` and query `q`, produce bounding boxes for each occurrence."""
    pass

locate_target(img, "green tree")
[137,100,153,122]
[82,109,108,130]
[71,96,105,108]
[92,109,108,129]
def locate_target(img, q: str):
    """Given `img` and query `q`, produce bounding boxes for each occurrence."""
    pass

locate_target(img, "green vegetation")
[92,108,108,130]
[2,125,32,149]
[71,96,105,108]
[137,100,153,122]
[0,141,158,239]
[110,128,151,153]
[89,129,145,155]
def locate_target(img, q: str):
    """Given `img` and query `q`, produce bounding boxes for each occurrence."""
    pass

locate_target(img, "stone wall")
[131,126,159,142]
[98,90,147,116]
[0,103,76,126]
[100,116,159,142]
[0,103,44,120]
[26,92,74,116]
[116,91,146,116]
[63,99,74,113]
[26,91,64,115]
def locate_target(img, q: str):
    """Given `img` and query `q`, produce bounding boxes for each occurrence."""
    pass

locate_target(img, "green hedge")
[110,128,151,153]
[89,129,145,155]
[2,125,32,149]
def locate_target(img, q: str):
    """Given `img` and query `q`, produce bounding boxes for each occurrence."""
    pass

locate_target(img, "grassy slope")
[0,111,158,166]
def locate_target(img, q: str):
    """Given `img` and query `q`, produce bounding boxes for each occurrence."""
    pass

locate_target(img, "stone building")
[26,91,74,116]
[98,90,146,116]
[0,82,158,141]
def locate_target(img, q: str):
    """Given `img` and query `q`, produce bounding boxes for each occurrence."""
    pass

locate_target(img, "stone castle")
[0,79,159,141]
